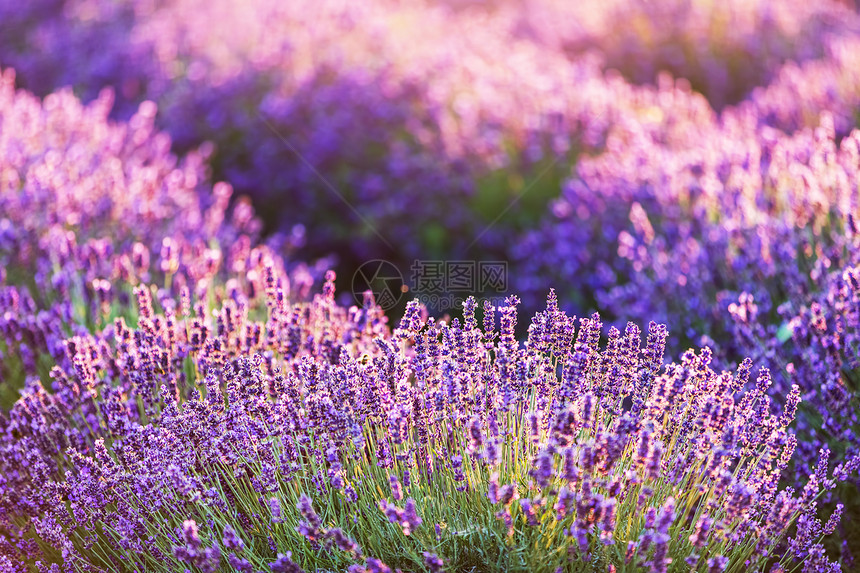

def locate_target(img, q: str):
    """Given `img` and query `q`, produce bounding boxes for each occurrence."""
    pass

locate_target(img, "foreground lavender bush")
[1,290,855,571]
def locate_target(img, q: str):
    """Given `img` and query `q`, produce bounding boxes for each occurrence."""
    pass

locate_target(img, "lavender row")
[1,290,855,571]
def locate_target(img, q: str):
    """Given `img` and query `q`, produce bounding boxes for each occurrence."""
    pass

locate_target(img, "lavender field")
[2,0,860,571]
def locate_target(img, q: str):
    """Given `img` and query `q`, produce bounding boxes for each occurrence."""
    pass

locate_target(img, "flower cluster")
[0,66,332,405]
[1,289,855,571]
[516,74,860,507]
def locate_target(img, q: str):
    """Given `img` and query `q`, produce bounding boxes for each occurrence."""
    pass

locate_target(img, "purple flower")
[389,474,403,501]
[269,497,283,524]
[181,520,201,550]
[270,552,305,573]
[423,552,444,573]
[227,554,253,573]
[296,495,323,543]
[379,498,422,535]
[222,525,244,552]
[519,498,541,527]
[531,449,555,488]
[327,528,362,558]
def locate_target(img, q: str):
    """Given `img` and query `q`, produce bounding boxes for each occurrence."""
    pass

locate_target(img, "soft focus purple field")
[2,0,860,571]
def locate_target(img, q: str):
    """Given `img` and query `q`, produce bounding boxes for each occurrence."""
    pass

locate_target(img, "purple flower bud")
[497,484,517,506]
[389,474,403,501]
[222,525,244,552]
[555,487,576,520]
[270,551,305,573]
[519,497,540,526]
[327,528,362,558]
[296,495,323,542]
[423,552,444,573]
[182,520,201,550]
[227,553,253,573]
[269,497,283,524]
[403,498,423,534]
[379,498,422,535]
[823,504,843,536]
[689,516,712,548]
[531,449,555,488]
[488,473,500,504]
[706,555,728,573]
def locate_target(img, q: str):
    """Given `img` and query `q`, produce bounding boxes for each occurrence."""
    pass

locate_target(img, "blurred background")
[2,0,860,343]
